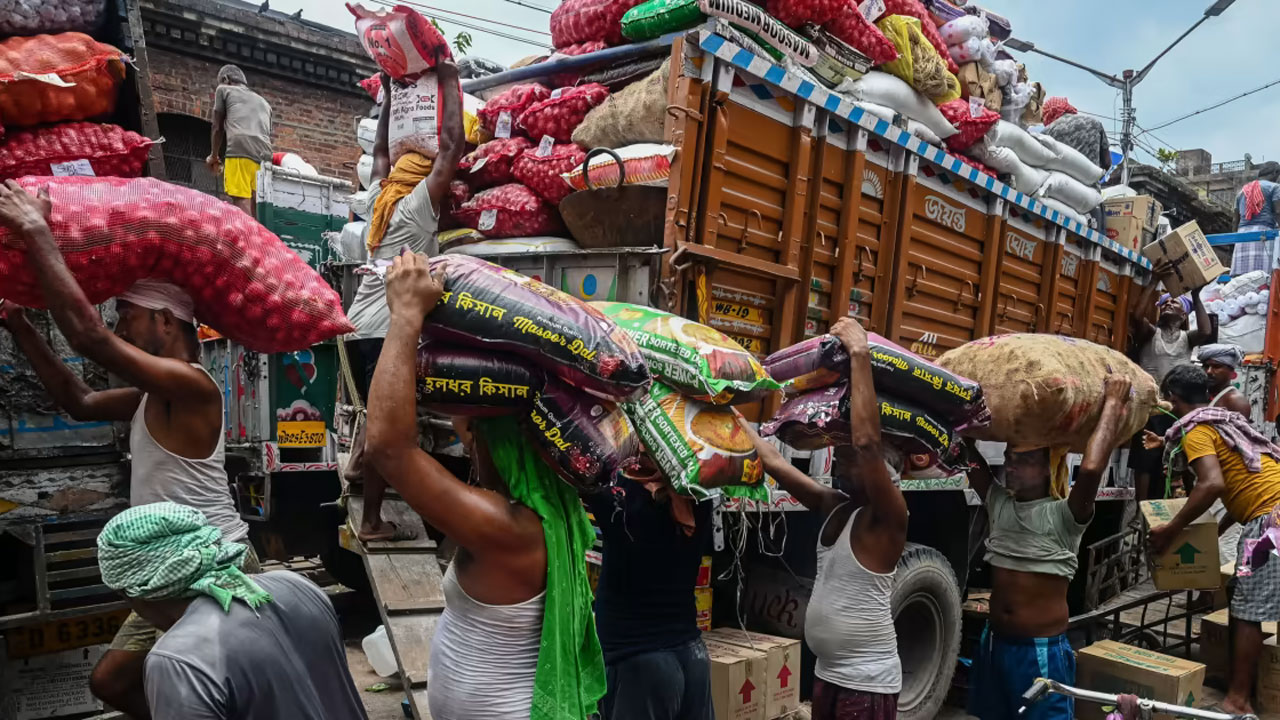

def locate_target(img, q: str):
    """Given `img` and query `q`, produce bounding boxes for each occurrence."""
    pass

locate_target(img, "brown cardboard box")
[1258,637,1280,712]
[1142,221,1225,297]
[706,639,767,720]
[695,588,713,632]
[1076,640,1206,719]
[1213,561,1234,610]
[1104,195,1163,232]
[1140,499,1221,590]
[703,630,801,719]
[1105,215,1146,251]
[1203,609,1278,682]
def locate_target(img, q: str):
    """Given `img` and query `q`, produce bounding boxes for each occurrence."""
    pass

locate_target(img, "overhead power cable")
[1144,76,1280,133]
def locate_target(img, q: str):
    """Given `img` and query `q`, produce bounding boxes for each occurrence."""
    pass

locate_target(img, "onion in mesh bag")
[0,122,154,180]
[0,0,107,35]
[477,84,550,137]
[0,177,353,352]
[550,0,647,48]
[766,0,846,28]
[0,33,125,127]
[459,137,533,190]
[453,183,563,238]
[517,84,610,143]
[512,142,586,204]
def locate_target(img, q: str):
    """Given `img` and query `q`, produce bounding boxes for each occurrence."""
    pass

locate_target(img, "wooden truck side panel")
[991,212,1056,335]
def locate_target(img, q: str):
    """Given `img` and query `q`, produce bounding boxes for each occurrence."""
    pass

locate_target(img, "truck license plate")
[6,609,130,659]
[277,420,327,447]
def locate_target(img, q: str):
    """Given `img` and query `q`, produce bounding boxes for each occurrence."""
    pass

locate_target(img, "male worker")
[98,502,367,720]
[345,62,464,542]
[1229,162,1280,276]
[966,375,1132,720]
[1128,273,1213,501]
[745,316,909,718]
[365,251,604,719]
[206,64,272,216]
[1149,364,1280,717]
[0,179,250,719]
[584,459,714,720]
[1199,344,1251,417]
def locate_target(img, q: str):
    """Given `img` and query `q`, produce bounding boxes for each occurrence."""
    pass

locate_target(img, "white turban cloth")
[118,280,196,324]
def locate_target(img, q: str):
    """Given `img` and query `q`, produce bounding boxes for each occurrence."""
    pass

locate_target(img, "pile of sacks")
[1204,272,1271,353]
[964,117,1106,221]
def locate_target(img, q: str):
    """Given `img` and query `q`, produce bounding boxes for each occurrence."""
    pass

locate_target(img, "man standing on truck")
[1149,364,1280,717]
[965,375,1132,720]
[345,62,464,543]
[1229,162,1280,276]
[0,179,251,719]
[745,316,909,719]
[206,64,272,216]
[1129,272,1213,501]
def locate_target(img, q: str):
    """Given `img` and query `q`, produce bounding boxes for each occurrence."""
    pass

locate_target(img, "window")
[157,113,219,196]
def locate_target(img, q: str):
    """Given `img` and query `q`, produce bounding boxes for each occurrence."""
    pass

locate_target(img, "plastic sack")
[883,0,960,74]
[845,72,958,139]
[906,119,943,146]
[347,3,450,81]
[1037,196,1087,226]
[939,15,988,45]
[512,142,586,204]
[422,254,649,400]
[0,177,353,352]
[967,143,1048,193]
[990,59,1017,88]
[621,0,705,40]
[359,73,382,102]
[594,302,781,404]
[625,382,766,497]
[0,0,105,36]
[823,3,899,66]
[458,137,533,190]
[764,333,988,428]
[1224,271,1269,300]
[0,122,153,180]
[518,84,610,143]
[416,345,544,416]
[699,0,819,67]
[1037,171,1101,215]
[766,0,845,27]
[478,84,551,138]
[357,117,377,154]
[876,15,960,103]
[333,221,367,263]
[0,33,124,127]
[458,57,507,80]
[453,183,563,238]
[389,72,462,163]
[986,120,1057,167]
[947,36,993,66]
[349,189,371,218]
[573,60,669,149]
[937,334,1159,452]
[550,0,647,48]
[937,99,999,151]
[1033,134,1106,185]
[563,144,676,191]
[449,237,580,257]
[526,379,638,491]
[357,154,373,189]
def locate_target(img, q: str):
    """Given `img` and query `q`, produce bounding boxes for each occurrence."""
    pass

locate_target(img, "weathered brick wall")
[147,48,371,181]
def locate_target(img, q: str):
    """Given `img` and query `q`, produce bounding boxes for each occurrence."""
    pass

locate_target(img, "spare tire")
[894,542,962,720]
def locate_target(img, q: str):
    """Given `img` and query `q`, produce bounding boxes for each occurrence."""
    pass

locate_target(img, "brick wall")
[147,48,370,181]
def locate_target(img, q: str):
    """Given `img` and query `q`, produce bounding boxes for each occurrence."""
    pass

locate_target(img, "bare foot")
[1220,696,1254,716]
[359,519,417,543]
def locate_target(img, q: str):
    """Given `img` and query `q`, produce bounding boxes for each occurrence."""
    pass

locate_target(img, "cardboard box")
[703,630,801,719]
[1140,499,1221,590]
[706,639,767,720]
[1104,195,1163,231]
[1105,215,1147,251]
[1142,221,1225,298]
[1259,637,1280,712]
[696,587,713,632]
[1203,609,1279,681]
[1076,640,1206,720]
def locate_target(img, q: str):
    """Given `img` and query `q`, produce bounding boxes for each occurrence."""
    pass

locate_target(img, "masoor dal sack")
[526,379,638,491]
[416,345,544,416]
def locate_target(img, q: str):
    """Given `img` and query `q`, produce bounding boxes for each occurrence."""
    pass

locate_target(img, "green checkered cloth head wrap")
[98,502,271,613]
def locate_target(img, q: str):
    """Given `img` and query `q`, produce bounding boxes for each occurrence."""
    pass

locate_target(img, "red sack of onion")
[823,5,900,66]
[550,0,646,48]
[0,122,154,180]
[458,137,533,189]
[454,183,563,238]
[937,98,1000,152]
[440,180,471,230]
[477,84,551,138]
[518,84,610,143]
[767,0,847,28]
[549,40,608,86]
[0,177,352,352]
[512,142,586,204]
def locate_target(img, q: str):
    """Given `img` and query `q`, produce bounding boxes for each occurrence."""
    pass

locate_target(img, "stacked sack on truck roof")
[1202,271,1272,353]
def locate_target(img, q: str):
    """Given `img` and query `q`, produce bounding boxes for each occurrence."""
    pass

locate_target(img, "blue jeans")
[601,638,713,720]
[968,625,1075,720]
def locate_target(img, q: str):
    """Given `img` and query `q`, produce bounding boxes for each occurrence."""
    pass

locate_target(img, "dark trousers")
[602,639,713,720]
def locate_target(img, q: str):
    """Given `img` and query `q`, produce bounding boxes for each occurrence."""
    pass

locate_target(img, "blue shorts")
[968,625,1075,720]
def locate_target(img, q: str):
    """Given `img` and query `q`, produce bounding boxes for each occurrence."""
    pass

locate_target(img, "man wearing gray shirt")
[207,65,272,216]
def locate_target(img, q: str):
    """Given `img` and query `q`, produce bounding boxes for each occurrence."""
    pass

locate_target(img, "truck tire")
[894,542,962,720]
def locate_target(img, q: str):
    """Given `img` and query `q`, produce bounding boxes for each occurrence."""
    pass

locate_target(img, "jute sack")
[572,59,669,149]
[936,334,1158,452]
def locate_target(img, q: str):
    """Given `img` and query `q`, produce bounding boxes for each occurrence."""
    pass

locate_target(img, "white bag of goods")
[906,119,943,146]
[970,144,1047,194]
[562,144,676,191]
[357,154,373,189]
[348,3,451,81]
[939,15,988,44]
[1033,134,1106,184]
[1000,82,1033,124]
[985,120,1057,167]
[845,72,958,140]
[1037,196,1088,226]
[448,237,581,256]
[1219,314,1268,354]
[1037,171,1102,215]
[389,72,459,163]
[856,101,897,123]
[276,153,317,176]
[0,0,106,35]
[948,36,993,66]
[349,190,372,219]
[1224,271,1269,300]
[333,221,368,263]
[990,59,1018,88]
[357,117,377,154]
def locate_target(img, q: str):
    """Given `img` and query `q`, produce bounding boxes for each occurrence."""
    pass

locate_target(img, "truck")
[457,24,1161,719]
[0,0,166,715]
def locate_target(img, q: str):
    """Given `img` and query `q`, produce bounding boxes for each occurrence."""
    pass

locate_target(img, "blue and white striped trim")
[697,30,1151,269]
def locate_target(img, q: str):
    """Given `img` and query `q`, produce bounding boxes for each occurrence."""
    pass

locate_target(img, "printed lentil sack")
[527,379,639,491]
[416,345,545,416]
[347,3,451,81]
[550,0,647,48]
[624,382,767,500]
[936,334,1158,452]
[517,84,611,143]
[0,0,106,36]
[594,302,780,404]
[422,254,650,401]
[765,333,989,430]
[453,183,563,238]
[0,33,125,127]
[0,177,353,352]
[0,122,154,180]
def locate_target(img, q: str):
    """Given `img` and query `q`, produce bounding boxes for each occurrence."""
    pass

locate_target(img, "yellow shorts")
[223,157,260,199]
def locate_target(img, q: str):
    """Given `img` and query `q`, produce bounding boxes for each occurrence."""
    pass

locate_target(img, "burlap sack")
[572,59,669,149]
[936,334,1159,452]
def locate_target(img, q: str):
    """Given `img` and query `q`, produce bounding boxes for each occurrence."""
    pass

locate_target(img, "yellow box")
[696,587,713,632]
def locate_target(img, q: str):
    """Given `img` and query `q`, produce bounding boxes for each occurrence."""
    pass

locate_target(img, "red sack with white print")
[513,142,587,204]
[937,98,999,151]
[477,83,551,138]
[518,84,610,143]
[0,122,154,180]
[767,0,848,28]
[454,183,563,238]
[550,0,647,48]
[823,5,899,65]
[0,177,352,352]
[458,137,533,190]
[347,3,450,81]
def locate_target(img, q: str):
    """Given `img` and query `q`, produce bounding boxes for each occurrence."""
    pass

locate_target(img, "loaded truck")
[455,25,1165,719]
[0,0,165,715]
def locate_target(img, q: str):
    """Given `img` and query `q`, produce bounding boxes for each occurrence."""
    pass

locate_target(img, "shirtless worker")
[0,180,250,719]
[966,375,1132,720]
[746,316,909,718]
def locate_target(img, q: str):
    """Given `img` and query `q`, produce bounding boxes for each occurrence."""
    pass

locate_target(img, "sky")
[275,0,1280,168]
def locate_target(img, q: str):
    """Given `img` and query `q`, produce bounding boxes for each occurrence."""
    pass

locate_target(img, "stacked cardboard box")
[705,638,767,720]
[1201,608,1279,683]
[1104,195,1162,251]
[704,629,801,719]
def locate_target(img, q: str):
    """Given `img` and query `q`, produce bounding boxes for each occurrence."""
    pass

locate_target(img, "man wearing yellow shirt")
[1148,364,1280,716]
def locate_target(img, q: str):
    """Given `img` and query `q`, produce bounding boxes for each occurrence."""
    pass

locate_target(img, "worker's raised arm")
[1069,374,1131,523]
[743,419,845,517]
[371,72,393,185]
[1188,286,1213,347]
[1130,265,1167,345]
[963,440,994,501]
[424,60,464,216]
